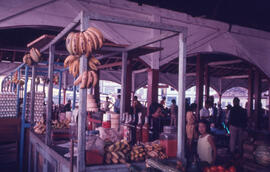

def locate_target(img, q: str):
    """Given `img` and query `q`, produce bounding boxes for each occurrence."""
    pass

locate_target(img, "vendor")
[64,99,71,112]
[149,102,165,141]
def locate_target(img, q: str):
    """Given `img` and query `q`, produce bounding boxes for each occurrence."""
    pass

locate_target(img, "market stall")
[24,10,187,172]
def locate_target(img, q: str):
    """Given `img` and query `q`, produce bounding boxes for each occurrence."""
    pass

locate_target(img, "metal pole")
[58,71,63,105]
[16,69,21,117]
[120,51,128,115]
[77,11,88,172]
[177,32,187,162]
[46,45,55,146]
[30,65,36,127]
[19,65,29,172]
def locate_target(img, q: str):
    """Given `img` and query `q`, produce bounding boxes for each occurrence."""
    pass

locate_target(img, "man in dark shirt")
[228,97,247,154]
[64,99,71,112]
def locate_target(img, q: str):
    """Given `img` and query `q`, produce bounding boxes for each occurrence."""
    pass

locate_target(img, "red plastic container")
[160,126,177,158]
[86,150,103,165]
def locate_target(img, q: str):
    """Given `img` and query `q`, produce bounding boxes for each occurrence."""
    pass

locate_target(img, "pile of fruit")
[103,140,168,165]
[65,27,103,89]
[203,165,236,172]
[23,47,42,66]
[130,145,146,162]
[33,121,46,134]
[144,143,167,160]
[51,119,70,129]
[104,140,131,164]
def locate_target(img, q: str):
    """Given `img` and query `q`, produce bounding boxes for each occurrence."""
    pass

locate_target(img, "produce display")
[33,121,46,134]
[203,165,236,172]
[144,143,167,160]
[73,70,98,89]
[65,27,103,56]
[52,119,70,129]
[23,47,41,66]
[103,140,167,165]
[130,145,146,162]
[104,140,131,164]
[65,27,103,89]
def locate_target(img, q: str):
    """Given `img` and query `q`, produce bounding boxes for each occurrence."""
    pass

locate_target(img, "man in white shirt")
[200,100,211,120]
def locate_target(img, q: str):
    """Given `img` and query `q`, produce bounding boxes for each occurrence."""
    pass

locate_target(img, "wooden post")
[63,71,67,104]
[177,32,186,161]
[58,71,62,105]
[204,64,210,99]
[195,55,204,118]
[94,70,100,107]
[77,11,88,172]
[125,61,132,113]
[147,68,159,116]
[30,65,36,127]
[218,94,222,104]
[254,70,261,129]
[247,69,254,118]
[45,45,54,146]
[120,51,128,115]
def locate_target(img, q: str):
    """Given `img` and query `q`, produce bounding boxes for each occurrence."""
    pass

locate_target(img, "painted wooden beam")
[177,32,187,161]
[40,13,80,53]
[204,64,210,99]
[86,12,187,33]
[195,55,204,118]
[125,32,177,52]
[0,0,55,23]
[147,68,159,116]
[45,45,54,146]
[208,60,242,66]
[77,11,88,172]
[247,69,254,118]
[125,61,132,113]
[186,73,196,76]
[254,70,261,129]
[120,51,128,115]
[97,61,122,69]
[30,65,36,127]
[222,75,248,79]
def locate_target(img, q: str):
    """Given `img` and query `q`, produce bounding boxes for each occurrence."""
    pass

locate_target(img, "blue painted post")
[11,74,14,92]
[16,69,21,117]
[72,77,76,110]
[58,71,62,105]
[19,65,29,172]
